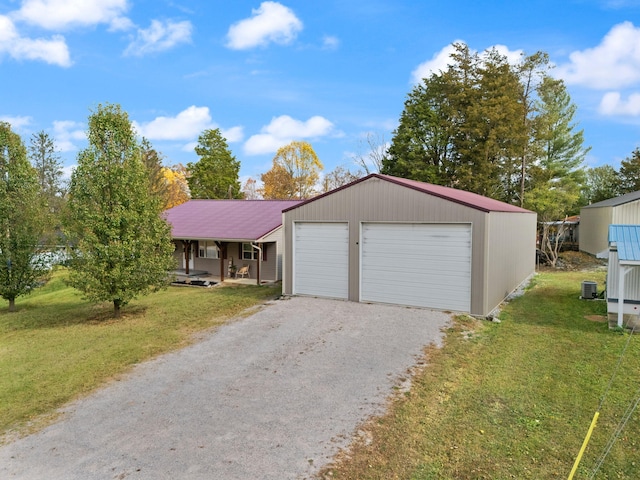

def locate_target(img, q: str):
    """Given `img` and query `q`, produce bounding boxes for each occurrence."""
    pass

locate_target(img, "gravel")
[0,296,451,479]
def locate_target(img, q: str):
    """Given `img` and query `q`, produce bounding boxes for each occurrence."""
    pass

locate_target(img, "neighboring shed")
[607,225,640,329]
[282,174,537,317]
[164,200,301,283]
[580,191,640,257]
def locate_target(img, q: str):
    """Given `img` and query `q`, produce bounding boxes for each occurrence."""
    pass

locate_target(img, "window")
[242,242,258,260]
[198,241,219,259]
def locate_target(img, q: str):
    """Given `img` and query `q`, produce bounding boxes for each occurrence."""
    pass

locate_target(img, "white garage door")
[294,222,349,299]
[360,223,471,311]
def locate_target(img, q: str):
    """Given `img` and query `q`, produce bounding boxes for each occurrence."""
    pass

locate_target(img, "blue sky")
[2,0,640,187]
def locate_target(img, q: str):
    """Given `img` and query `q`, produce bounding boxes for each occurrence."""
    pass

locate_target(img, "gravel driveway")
[0,296,451,479]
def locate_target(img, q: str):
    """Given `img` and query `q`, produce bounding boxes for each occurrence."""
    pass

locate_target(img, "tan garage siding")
[283,176,489,315]
[485,211,537,315]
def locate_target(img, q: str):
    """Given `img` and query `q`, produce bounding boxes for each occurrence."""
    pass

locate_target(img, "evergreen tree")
[619,148,640,194]
[28,130,66,245]
[187,129,241,199]
[65,104,175,318]
[0,122,48,312]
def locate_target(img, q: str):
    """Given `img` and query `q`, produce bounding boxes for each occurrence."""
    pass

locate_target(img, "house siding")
[284,176,534,316]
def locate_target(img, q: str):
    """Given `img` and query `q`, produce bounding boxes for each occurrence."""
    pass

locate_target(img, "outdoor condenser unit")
[581,281,598,299]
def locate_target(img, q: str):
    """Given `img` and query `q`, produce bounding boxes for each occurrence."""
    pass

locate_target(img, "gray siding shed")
[282,174,536,317]
[580,191,640,256]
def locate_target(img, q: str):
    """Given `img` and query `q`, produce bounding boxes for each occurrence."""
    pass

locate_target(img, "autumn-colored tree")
[260,141,323,199]
[161,165,190,209]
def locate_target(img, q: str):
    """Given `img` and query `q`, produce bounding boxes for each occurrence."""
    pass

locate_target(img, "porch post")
[215,241,225,282]
[182,240,191,275]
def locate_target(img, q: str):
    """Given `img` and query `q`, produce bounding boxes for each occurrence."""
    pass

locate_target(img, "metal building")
[580,191,640,257]
[282,174,537,317]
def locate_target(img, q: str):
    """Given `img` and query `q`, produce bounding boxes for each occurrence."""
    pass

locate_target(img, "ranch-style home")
[164,199,301,283]
[282,174,537,317]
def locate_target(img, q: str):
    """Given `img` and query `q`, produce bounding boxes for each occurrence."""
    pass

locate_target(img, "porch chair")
[236,265,250,279]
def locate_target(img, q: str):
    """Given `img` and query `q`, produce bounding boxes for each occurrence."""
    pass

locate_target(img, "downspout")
[252,243,262,286]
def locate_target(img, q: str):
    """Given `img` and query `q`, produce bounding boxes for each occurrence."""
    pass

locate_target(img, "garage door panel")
[294,222,349,299]
[361,223,471,312]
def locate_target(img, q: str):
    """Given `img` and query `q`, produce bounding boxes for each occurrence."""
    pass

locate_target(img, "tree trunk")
[113,299,121,318]
[8,298,15,312]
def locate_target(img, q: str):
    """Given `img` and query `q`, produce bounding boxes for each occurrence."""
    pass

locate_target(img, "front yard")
[0,269,280,440]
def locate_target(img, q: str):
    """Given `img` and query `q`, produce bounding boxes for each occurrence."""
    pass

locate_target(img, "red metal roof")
[378,175,532,213]
[283,174,533,214]
[164,200,302,241]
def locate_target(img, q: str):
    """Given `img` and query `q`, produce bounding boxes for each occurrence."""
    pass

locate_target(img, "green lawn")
[321,269,640,480]
[0,269,280,439]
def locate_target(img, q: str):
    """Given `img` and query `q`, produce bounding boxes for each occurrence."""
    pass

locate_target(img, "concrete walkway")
[0,297,451,479]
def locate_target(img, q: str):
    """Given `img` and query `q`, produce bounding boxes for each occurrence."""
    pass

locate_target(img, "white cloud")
[221,126,244,143]
[53,120,86,152]
[599,91,640,115]
[411,41,523,84]
[133,106,214,141]
[556,21,640,89]
[13,0,130,31]
[0,15,71,66]
[322,35,340,50]
[244,115,334,155]
[226,1,303,50]
[124,19,192,56]
[411,42,461,83]
[0,114,32,131]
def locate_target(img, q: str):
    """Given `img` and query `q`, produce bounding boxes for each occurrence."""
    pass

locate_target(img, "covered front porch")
[171,268,278,286]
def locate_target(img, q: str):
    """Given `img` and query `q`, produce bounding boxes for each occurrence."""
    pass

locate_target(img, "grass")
[320,269,640,479]
[0,268,280,439]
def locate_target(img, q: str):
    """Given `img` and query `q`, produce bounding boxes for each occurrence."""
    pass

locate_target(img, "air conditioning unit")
[582,281,597,299]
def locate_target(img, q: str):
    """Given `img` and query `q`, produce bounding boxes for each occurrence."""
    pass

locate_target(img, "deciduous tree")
[187,129,241,199]
[0,122,48,312]
[582,165,620,204]
[65,103,175,318]
[161,164,190,209]
[322,165,362,192]
[260,141,323,199]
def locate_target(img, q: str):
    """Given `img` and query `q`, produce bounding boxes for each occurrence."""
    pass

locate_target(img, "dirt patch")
[540,251,607,271]
[585,315,607,323]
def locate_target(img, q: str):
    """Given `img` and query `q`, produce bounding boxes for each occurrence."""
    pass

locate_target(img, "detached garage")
[282,174,536,317]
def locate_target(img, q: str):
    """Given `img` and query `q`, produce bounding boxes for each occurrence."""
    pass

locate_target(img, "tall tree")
[582,165,620,204]
[383,42,588,209]
[618,148,640,194]
[260,141,323,199]
[28,130,65,244]
[0,122,48,312]
[65,103,175,318]
[28,130,64,200]
[187,129,241,199]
